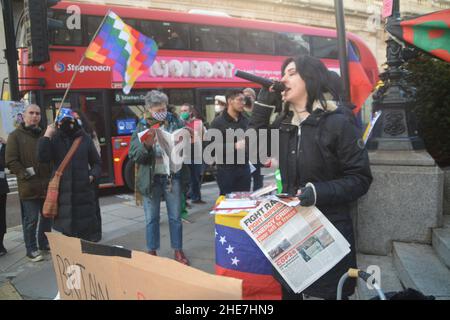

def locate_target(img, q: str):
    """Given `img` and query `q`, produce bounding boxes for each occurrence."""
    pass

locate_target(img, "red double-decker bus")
[16,1,378,190]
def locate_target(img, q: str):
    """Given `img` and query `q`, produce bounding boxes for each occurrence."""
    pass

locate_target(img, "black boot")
[0,233,6,257]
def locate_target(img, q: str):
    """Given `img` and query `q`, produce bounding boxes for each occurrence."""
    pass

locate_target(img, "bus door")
[74,92,113,184]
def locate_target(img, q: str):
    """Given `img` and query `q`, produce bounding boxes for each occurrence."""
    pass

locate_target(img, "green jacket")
[129,120,156,196]
[129,114,190,197]
[5,124,51,200]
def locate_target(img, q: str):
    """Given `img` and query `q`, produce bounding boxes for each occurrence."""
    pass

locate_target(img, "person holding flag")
[38,108,102,241]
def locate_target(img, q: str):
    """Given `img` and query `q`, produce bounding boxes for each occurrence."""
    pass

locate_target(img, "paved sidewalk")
[0,181,223,300]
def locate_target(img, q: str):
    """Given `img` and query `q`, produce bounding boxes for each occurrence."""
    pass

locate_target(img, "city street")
[0,179,226,299]
[1,0,449,303]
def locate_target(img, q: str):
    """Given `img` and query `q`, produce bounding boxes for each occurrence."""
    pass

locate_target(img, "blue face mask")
[152,111,167,122]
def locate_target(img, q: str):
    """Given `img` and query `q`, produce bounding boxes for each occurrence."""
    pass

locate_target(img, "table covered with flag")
[214,197,282,300]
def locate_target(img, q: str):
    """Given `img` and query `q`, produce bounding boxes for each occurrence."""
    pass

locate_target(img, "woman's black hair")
[281,55,334,114]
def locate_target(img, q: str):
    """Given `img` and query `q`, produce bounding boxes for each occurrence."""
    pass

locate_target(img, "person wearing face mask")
[249,55,372,300]
[179,103,207,205]
[214,95,227,119]
[38,108,101,241]
[243,87,264,192]
[6,104,52,262]
[210,90,251,195]
[243,87,256,118]
[129,90,190,266]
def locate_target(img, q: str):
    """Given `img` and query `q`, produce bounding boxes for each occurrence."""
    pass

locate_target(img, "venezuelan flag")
[85,11,158,94]
[215,210,282,300]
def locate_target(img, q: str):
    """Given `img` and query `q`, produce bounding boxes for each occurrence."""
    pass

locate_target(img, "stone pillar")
[356,150,444,255]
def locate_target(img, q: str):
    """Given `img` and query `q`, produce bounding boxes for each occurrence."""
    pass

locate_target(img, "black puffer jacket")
[0,143,9,195]
[38,129,101,240]
[250,100,372,299]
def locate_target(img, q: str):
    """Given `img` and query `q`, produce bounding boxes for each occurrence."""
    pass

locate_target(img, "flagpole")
[55,10,112,121]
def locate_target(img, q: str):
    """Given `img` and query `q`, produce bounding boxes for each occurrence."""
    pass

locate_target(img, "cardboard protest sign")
[47,233,242,300]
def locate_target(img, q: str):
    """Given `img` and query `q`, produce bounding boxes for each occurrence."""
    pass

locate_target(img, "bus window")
[239,29,275,55]
[111,104,143,136]
[42,95,70,126]
[276,32,310,56]
[16,19,27,48]
[310,36,338,59]
[349,40,361,61]
[123,18,139,29]
[86,15,103,43]
[50,10,83,46]
[111,90,146,136]
[167,89,194,106]
[191,25,239,52]
[140,21,189,50]
[203,95,217,126]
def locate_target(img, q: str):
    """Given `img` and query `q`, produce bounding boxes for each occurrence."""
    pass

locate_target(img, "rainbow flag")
[215,211,282,300]
[85,11,158,94]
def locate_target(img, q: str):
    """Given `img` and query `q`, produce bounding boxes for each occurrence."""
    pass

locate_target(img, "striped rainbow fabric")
[85,11,158,94]
[215,197,282,300]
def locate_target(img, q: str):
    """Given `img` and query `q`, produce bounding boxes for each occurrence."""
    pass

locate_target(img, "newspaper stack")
[210,198,260,215]
[240,199,350,294]
[210,184,279,215]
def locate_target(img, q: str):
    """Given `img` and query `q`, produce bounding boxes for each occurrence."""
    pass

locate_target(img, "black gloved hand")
[298,185,316,207]
[257,87,282,108]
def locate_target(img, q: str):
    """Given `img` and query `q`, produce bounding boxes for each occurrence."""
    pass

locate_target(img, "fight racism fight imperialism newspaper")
[240,199,350,294]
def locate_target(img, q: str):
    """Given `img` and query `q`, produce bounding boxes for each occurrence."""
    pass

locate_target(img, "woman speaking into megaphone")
[248,55,373,301]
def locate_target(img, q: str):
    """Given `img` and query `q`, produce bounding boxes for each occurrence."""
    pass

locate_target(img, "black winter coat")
[0,143,9,195]
[250,101,373,299]
[38,129,101,240]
